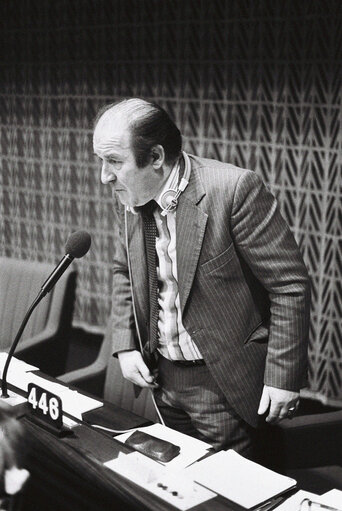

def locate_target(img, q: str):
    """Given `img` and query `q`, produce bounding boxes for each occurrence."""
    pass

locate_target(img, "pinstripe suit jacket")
[111,154,311,427]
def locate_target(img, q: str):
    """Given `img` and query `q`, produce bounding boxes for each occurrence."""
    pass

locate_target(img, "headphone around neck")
[159,151,191,216]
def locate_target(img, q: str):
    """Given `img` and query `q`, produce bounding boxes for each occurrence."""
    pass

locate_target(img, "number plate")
[27,383,63,429]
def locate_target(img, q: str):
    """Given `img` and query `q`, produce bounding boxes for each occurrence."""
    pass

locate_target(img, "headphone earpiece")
[159,151,191,216]
[160,189,178,210]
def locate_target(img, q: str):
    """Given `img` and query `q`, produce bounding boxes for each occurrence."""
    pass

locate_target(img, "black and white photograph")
[0,1,341,509]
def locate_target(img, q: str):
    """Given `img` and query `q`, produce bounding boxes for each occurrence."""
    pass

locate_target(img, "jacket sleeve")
[110,200,138,356]
[230,170,311,391]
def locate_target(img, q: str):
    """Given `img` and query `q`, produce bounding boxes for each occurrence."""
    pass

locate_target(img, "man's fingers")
[118,350,158,388]
[261,386,301,424]
[267,402,298,423]
[266,401,283,423]
[126,370,153,388]
[136,357,153,382]
[136,358,158,387]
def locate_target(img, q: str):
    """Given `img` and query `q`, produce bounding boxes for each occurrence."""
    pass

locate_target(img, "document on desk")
[276,489,342,511]
[28,374,72,395]
[115,423,212,470]
[0,353,40,391]
[2,370,32,392]
[185,449,297,509]
[273,490,319,510]
[104,451,216,510]
[0,352,39,374]
[320,489,342,509]
[59,390,103,419]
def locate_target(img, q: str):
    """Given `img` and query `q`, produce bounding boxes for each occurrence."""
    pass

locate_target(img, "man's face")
[93,112,168,207]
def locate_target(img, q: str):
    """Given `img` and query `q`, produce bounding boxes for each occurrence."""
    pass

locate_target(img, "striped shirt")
[153,161,203,361]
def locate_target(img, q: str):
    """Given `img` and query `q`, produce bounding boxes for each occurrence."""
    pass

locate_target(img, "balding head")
[94,98,182,168]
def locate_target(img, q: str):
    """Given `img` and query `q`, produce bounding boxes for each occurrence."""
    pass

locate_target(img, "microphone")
[1,230,91,398]
[40,230,91,297]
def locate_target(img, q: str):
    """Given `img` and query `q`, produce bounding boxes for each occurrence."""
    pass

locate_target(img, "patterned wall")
[0,0,341,402]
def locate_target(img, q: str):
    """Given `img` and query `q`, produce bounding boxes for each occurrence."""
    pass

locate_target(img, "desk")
[10,377,235,511]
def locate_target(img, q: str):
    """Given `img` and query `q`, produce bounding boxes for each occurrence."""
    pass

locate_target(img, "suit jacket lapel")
[177,164,207,313]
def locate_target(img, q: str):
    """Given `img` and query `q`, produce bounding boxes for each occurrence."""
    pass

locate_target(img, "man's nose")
[101,161,116,185]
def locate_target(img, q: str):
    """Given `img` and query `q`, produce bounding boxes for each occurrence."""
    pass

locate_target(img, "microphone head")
[65,230,91,258]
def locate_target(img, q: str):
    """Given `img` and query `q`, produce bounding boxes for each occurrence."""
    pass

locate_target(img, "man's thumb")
[258,386,270,415]
[137,359,154,383]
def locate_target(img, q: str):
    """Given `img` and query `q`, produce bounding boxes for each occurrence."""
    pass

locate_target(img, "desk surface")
[11,376,238,511]
[23,417,237,511]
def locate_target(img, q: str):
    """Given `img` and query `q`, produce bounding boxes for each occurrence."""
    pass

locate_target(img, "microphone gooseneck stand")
[0,230,91,407]
[1,290,44,398]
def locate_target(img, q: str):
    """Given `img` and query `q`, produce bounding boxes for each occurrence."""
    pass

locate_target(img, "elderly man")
[93,98,310,457]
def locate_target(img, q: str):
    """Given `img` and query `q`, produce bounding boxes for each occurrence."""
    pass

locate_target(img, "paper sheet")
[320,489,342,509]
[278,489,342,511]
[0,352,39,373]
[28,373,72,395]
[62,415,79,428]
[0,353,40,391]
[3,371,32,392]
[59,390,103,420]
[185,449,296,509]
[104,452,216,510]
[274,490,319,510]
[115,423,212,470]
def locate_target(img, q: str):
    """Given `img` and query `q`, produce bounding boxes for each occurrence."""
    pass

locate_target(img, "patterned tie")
[140,200,159,354]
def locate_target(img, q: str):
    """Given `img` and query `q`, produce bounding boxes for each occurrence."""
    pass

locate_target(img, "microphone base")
[0,388,26,407]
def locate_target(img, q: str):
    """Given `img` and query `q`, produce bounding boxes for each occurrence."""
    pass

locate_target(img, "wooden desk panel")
[22,416,236,511]
[5,377,238,510]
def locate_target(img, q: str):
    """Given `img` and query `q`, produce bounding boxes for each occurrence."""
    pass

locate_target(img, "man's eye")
[108,159,122,167]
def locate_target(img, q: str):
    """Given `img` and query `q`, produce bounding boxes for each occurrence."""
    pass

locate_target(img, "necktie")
[141,200,159,354]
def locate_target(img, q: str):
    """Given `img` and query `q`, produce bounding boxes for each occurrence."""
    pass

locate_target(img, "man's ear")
[151,145,165,169]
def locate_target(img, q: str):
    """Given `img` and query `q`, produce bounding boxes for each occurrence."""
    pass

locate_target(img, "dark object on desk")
[0,256,76,377]
[125,430,180,463]
[83,401,152,432]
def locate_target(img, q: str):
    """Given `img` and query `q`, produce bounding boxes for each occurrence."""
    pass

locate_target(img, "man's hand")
[257,384,299,424]
[117,350,158,388]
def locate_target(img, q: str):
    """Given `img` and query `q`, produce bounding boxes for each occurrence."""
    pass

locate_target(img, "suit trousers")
[154,355,256,458]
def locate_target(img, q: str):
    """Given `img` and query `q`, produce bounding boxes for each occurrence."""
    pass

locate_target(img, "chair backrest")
[0,256,74,350]
[258,409,342,470]
[102,324,158,423]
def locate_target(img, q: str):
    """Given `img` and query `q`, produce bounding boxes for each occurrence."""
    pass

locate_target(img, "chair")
[59,321,158,422]
[58,323,112,397]
[0,256,76,376]
[258,408,342,494]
